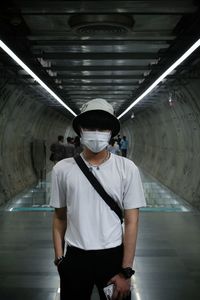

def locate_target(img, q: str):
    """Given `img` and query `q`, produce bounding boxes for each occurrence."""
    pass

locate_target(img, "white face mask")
[80,130,111,153]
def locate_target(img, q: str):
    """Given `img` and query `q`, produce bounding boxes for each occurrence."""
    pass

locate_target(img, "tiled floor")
[1,210,200,300]
[140,171,193,212]
[0,170,200,300]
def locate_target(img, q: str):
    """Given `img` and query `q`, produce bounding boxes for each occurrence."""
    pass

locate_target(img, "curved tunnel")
[1,69,200,211]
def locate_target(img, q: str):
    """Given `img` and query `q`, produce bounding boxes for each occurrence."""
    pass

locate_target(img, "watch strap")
[120,267,135,278]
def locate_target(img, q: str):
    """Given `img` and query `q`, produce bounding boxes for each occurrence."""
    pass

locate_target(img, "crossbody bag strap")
[74,155,123,223]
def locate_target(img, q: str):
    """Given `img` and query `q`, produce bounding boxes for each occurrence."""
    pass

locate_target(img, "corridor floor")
[0,170,200,300]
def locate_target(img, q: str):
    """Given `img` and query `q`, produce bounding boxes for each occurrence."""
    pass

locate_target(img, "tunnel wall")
[123,77,200,210]
[1,73,200,211]
[0,79,71,205]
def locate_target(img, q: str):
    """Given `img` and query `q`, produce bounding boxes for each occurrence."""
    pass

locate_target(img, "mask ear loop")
[80,127,84,136]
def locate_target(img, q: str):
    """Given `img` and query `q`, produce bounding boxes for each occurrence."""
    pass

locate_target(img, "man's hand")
[108,274,131,300]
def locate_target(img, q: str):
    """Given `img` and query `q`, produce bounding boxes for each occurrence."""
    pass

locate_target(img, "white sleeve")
[49,168,66,208]
[123,164,146,209]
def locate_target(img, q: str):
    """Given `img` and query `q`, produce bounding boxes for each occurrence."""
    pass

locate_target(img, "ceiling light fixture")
[118,38,200,119]
[0,40,77,117]
[69,14,134,35]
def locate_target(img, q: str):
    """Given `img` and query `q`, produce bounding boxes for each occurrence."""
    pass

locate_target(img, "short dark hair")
[78,111,115,131]
[58,135,64,141]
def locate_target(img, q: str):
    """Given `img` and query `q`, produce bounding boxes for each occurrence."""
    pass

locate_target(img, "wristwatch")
[54,256,64,266]
[120,267,135,279]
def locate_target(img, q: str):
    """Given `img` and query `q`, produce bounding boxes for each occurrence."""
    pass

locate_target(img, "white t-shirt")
[50,153,146,250]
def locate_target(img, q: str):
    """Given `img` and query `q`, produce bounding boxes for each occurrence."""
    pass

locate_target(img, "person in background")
[117,134,122,148]
[107,138,121,155]
[64,137,75,158]
[50,98,146,300]
[50,135,66,163]
[120,136,128,157]
[74,135,83,156]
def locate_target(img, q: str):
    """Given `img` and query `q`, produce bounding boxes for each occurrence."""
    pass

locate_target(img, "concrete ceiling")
[0,1,200,120]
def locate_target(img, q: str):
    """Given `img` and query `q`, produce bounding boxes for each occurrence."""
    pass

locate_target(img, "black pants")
[58,244,131,300]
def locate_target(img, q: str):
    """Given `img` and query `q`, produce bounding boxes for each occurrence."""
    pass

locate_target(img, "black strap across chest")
[74,155,123,223]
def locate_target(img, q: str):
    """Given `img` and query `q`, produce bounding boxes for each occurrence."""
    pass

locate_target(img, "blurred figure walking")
[107,138,121,155]
[64,137,75,158]
[50,135,66,163]
[74,135,83,156]
[120,136,128,157]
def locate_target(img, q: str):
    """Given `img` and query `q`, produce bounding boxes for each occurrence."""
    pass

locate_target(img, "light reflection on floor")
[0,172,200,300]
[1,170,193,213]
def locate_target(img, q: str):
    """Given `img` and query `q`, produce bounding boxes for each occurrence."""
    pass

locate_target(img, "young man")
[50,98,146,300]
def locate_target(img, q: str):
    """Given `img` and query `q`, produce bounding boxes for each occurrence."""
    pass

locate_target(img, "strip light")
[118,38,200,119]
[0,40,77,117]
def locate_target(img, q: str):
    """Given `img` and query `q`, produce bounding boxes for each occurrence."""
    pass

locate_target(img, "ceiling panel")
[0,0,200,120]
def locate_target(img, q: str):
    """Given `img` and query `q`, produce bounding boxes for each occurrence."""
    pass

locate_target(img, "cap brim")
[72,110,120,138]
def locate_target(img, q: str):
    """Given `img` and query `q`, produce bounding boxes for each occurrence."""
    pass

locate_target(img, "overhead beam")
[62,81,139,85]
[43,66,151,71]
[22,74,144,80]
[66,91,133,95]
[35,52,158,60]
[69,94,130,98]
[63,86,137,90]
[19,1,196,14]
[60,83,139,86]
[28,32,175,41]
[31,40,170,48]
[0,64,153,71]
[69,98,125,101]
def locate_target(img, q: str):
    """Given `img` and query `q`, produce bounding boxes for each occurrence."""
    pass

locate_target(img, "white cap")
[80,98,114,115]
[72,98,120,137]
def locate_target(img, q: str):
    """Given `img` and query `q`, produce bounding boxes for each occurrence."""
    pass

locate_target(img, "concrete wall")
[123,77,200,210]
[0,79,71,205]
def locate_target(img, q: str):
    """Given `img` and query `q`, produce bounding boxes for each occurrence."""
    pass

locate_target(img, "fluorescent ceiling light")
[118,38,200,119]
[0,40,77,117]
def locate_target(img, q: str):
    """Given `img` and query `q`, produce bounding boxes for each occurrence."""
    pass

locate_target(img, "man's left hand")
[107,274,131,300]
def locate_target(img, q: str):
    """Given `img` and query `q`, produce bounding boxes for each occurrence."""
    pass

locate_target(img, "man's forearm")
[53,212,67,258]
[122,209,139,268]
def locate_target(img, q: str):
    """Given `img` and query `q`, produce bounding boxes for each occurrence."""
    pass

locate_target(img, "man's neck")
[83,148,109,165]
